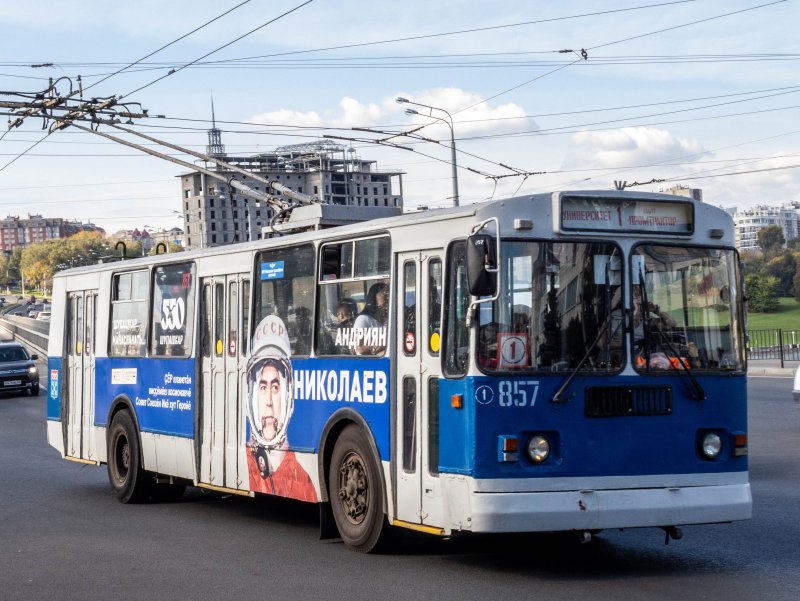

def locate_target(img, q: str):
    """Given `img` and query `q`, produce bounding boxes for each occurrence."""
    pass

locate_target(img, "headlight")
[527,435,550,464]
[701,432,722,459]
[28,366,38,375]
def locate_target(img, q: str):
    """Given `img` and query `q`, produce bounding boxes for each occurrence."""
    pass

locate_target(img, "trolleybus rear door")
[199,274,248,491]
[395,251,445,529]
[65,290,97,461]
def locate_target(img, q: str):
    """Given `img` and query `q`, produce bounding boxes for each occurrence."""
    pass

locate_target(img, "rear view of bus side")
[46,190,751,552]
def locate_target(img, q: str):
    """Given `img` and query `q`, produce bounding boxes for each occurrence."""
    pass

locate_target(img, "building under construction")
[180,119,405,249]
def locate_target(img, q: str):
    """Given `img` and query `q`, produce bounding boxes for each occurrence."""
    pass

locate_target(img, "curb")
[747,367,796,376]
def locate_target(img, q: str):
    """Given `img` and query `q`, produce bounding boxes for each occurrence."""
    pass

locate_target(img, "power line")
[84,0,256,94]
[121,0,316,99]
[589,0,787,50]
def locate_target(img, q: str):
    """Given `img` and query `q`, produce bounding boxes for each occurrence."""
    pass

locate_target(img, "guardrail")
[746,329,800,367]
[0,314,49,355]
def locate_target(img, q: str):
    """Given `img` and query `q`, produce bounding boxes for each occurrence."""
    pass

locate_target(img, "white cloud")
[566,126,706,168]
[249,87,534,136]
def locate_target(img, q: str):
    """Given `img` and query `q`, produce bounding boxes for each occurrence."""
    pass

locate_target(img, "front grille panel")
[585,385,672,417]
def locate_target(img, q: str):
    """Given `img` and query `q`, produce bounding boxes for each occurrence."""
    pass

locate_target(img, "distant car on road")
[35,311,50,321]
[0,342,39,395]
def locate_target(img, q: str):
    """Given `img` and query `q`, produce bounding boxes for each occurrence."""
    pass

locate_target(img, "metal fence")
[747,329,800,366]
[0,315,49,355]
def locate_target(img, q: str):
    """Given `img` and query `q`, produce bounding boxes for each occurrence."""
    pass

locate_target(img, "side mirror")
[30,354,39,360]
[466,234,497,296]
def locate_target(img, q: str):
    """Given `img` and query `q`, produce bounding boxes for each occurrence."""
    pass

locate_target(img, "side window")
[443,241,469,376]
[428,258,442,355]
[151,263,195,357]
[75,296,84,356]
[241,279,250,356]
[201,284,212,358]
[428,377,439,476]
[315,235,391,356]
[228,281,238,357]
[254,244,315,357]
[402,376,416,473]
[403,261,416,357]
[110,270,149,357]
[214,283,224,357]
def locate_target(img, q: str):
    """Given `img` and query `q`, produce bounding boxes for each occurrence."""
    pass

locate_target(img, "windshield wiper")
[552,310,626,403]
[652,328,706,401]
[637,266,704,400]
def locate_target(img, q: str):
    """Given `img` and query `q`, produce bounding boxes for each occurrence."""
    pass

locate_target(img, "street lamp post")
[396,97,459,207]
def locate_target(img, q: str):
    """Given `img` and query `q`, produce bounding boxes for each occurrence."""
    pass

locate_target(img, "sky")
[0,0,798,234]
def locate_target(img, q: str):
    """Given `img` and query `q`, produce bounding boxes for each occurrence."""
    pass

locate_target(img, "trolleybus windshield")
[477,240,624,373]
[631,244,744,373]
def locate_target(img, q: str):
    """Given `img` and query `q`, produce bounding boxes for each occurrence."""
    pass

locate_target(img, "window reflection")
[478,241,623,373]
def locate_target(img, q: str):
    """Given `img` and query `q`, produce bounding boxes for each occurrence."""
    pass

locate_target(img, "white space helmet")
[247,315,293,448]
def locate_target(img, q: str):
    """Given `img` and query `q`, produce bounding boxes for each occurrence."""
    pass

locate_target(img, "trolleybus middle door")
[199,274,248,491]
[395,251,445,529]
[65,290,97,461]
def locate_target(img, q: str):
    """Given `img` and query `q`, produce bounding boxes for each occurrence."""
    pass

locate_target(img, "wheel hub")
[338,452,368,524]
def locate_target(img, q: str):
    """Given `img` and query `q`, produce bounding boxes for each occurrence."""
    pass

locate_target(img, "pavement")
[747,359,799,377]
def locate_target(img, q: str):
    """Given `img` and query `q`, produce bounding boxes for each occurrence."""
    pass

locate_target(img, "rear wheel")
[107,410,151,503]
[328,425,388,552]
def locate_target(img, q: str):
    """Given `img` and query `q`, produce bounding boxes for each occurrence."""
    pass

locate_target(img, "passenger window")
[110,269,149,357]
[316,235,391,356]
[254,244,315,357]
[151,263,195,357]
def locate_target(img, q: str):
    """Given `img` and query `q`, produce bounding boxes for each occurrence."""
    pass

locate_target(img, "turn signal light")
[733,432,748,456]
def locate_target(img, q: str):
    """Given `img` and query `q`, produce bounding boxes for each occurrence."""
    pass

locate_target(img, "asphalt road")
[1,370,798,600]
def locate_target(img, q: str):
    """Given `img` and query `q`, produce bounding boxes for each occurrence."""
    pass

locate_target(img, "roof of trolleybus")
[51,190,732,280]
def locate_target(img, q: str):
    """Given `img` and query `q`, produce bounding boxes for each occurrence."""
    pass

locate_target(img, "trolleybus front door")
[199,274,249,491]
[65,290,97,461]
[395,251,445,529]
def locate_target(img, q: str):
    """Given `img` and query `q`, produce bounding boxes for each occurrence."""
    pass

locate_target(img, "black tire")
[107,410,151,503]
[328,425,388,552]
[30,383,39,396]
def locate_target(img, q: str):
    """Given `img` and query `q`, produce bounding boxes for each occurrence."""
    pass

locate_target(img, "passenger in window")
[330,298,358,355]
[336,299,357,329]
[292,306,312,356]
[354,282,389,355]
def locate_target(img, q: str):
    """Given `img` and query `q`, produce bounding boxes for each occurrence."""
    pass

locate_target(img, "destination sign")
[559,196,693,234]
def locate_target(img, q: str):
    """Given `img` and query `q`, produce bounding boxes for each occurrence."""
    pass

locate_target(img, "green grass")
[747,297,800,330]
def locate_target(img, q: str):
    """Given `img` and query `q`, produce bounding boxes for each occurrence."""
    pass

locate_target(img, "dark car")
[0,342,39,395]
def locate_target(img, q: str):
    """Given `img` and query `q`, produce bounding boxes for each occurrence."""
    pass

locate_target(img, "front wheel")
[328,425,388,552]
[30,383,39,396]
[107,410,151,503]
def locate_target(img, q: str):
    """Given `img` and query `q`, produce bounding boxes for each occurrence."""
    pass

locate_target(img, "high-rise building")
[733,204,799,251]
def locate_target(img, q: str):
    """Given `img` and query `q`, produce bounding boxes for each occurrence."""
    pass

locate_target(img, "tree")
[757,225,785,257]
[765,251,797,297]
[745,273,780,312]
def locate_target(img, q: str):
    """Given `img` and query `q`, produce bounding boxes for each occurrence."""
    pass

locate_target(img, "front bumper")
[457,481,752,533]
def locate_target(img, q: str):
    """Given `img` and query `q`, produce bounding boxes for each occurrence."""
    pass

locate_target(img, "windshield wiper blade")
[552,311,625,403]
[654,329,706,401]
